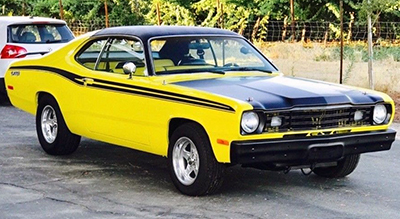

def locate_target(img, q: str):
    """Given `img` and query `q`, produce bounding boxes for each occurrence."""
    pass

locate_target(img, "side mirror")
[123,62,137,79]
[240,46,250,55]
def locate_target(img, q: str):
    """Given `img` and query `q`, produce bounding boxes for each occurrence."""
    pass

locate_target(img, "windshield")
[150,36,277,75]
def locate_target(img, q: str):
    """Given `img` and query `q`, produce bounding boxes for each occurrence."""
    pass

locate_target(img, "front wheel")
[168,123,225,196]
[36,95,81,155]
[313,154,360,178]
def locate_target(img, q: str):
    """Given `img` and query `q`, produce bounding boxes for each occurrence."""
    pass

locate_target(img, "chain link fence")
[67,20,400,43]
[252,21,400,42]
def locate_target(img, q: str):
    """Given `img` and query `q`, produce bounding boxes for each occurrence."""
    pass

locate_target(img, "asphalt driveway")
[1,104,400,219]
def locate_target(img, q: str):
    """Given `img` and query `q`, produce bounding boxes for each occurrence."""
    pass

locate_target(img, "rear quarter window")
[7,23,74,44]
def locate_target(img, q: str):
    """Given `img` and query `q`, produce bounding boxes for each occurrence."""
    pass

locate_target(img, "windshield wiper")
[205,69,225,74]
[156,68,225,75]
[44,40,62,43]
[223,67,273,73]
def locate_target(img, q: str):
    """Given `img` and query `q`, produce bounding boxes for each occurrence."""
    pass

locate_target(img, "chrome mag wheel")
[41,105,58,144]
[172,136,200,186]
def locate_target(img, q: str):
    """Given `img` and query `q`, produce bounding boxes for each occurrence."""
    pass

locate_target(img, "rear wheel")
[36,95,81,155]
[0,93,9,105]
[0,79,10,105]
[168,122,225,196]
[313,154,360,178]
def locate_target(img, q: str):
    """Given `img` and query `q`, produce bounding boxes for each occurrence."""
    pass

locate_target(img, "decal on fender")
[11,71,20,76]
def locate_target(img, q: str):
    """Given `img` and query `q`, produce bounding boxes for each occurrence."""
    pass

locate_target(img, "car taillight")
[0,44,27,59]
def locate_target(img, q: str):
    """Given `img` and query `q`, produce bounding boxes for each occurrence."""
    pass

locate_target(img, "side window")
[77,37,145,75]
[76,39,107,70]
[97,38,145,75]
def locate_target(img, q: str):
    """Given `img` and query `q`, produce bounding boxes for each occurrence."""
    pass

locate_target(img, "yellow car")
[5,26,396,196]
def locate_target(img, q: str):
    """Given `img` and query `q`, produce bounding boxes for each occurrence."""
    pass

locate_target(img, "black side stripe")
[10,65,235,112]
[93,77,229,107]
[10,65,84,85]
[92,83,231,111]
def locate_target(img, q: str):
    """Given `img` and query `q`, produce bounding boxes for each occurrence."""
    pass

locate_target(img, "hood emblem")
[311,110,326,127]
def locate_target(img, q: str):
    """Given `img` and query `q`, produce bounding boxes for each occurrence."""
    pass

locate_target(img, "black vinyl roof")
[93,25,239,41]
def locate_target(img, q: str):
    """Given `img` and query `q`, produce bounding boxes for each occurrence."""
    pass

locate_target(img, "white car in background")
[0,16,74,103]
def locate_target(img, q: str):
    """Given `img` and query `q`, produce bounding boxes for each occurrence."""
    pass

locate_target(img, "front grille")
[264,106,373,133]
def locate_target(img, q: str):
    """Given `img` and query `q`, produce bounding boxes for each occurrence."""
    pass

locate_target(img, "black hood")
[174,76,384,110]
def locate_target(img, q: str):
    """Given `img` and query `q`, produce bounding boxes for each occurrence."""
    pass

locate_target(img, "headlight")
[373,104,387,124]
[241,112,260,133]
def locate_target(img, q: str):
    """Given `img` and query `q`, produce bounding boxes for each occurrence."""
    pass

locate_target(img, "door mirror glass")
[123,62,137,77]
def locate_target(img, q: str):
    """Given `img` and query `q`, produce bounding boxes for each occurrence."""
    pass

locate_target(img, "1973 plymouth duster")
[5,26,396,196]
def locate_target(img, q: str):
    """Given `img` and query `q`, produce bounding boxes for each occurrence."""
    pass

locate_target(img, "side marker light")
[217,139,229,146]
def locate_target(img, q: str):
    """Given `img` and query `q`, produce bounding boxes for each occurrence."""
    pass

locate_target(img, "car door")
[75,36,151,149]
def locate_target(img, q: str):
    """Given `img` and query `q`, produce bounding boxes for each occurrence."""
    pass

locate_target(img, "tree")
[0,0,34,16]
[110,0,149,25]
[31,0,60,18]
[146,0,196,26]
[192,0,249,29]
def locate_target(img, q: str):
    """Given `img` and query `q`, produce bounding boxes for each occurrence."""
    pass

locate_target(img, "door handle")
[83,78,94,86]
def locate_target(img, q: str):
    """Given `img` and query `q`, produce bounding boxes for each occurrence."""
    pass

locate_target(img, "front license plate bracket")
[308,143,344,161]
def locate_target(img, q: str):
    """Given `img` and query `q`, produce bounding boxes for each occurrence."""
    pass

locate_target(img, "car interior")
[76,37,223,77]
[19,32,37,42]
[8,24,73,44]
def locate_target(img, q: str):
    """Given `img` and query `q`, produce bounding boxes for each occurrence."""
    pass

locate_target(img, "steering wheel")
[223,63,239,67]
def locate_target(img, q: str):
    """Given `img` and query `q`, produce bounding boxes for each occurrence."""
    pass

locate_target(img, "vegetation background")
[2,0,400,27]
[2,0,400,118]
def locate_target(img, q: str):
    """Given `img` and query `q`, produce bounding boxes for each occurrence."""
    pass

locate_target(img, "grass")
[256,41,400,93]
[255,41,400,121]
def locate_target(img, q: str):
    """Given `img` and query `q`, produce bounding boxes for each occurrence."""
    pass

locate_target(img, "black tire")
[36,94,81,155]
[313,154,360,178]
[168,122,225,196]
[0,93,10,105]
[0,79,10,105]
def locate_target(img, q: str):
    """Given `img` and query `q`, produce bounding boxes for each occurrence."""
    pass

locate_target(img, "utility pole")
[339,0,343,84]
[104,0,109,28]
[217,0,224,29]
[22,1,25,16]
[156,2,161,25]
[367,0,374,89]
[59,0,64,20]
[220,3,224,29]
[290,0,295,42]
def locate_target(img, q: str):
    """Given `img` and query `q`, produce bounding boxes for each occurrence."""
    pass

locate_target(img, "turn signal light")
[217,139,229,145]
[0,44,27,59]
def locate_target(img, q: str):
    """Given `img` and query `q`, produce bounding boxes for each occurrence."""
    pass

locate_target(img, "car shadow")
[47,138,356,196]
